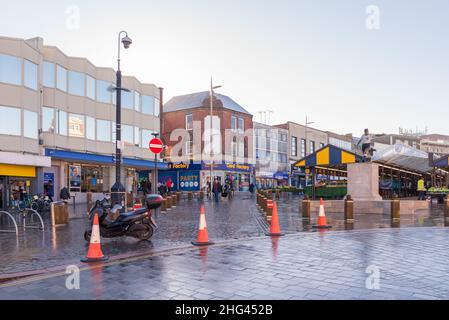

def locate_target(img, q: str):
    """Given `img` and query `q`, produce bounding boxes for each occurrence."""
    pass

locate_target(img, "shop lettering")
[170,164,189,169]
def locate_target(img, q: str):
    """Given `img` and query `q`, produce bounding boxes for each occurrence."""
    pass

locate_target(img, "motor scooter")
[84,194,162,241]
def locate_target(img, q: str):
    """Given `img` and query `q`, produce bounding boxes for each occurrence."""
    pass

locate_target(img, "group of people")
[205,178,233,202]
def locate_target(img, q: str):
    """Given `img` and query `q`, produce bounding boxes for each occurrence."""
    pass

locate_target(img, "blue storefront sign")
[273,171,289,180]
[44,172,54,196]
[179,171,201,191]
[158,171,178,191]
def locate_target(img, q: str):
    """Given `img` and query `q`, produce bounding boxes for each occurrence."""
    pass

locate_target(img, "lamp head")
[121,35,132,49]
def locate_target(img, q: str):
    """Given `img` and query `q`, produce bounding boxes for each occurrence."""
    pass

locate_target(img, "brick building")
[162,91,254,191]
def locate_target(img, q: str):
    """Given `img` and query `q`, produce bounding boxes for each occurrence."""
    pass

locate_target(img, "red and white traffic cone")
[192,205,214,246]
[81,213,108,262]
[312,198,332,229]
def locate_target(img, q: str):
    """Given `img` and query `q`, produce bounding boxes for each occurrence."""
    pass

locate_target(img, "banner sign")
[179,171,201,191]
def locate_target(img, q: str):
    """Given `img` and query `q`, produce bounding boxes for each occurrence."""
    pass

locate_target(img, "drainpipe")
[159,87,164,159]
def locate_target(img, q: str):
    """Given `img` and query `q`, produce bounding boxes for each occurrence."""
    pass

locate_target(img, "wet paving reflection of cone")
[271,236,279,259]
[81,213,108,262]
[192,205,214,246]
[90,265,104,298]
[198,246,209,272]
[266,201,284,236]
[312,198,332,229]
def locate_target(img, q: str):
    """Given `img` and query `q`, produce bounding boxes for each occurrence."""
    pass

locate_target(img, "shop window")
[96,80,112,104]
[96,119,111,141]
[86,116,95,140]
[81,166,106,192]
[57,110,68,136]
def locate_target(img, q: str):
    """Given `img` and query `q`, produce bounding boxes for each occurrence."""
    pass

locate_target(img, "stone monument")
[347,162,382,201]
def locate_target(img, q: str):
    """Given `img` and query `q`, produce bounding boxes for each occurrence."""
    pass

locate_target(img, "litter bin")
[51,201,69,226]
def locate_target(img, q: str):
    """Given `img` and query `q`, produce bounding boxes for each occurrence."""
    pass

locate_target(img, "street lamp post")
[111,31,132,206]
[304,115,315,199]
[209,78,222,199]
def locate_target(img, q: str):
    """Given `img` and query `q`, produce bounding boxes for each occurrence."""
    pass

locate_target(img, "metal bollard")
[161,198,167,212]
[166,196,172,210]
[302,196,311,219]
[391,195,400,220]
[344,195,354,222]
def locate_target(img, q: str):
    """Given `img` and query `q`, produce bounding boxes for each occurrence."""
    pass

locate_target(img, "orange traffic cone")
[266,201,284,236]
[81,213,108,262]
[192,205,214,246]
[313,198,331,229]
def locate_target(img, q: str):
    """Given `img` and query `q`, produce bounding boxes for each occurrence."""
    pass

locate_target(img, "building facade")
[419,134,449,157]
[162,91,254,191]
[327,131,354,152]
[0,36,163,208]
[253,122,289,189]
[275,121,328,188]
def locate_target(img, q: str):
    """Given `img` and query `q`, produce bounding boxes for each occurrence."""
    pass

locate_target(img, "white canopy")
[372,143,431,173]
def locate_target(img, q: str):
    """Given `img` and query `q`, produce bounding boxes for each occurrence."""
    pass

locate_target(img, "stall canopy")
[371,143,431,174]
[434,154,449,168]
[293,145,362,169]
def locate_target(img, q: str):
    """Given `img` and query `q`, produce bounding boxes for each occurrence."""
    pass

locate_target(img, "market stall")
[292,145,362,199]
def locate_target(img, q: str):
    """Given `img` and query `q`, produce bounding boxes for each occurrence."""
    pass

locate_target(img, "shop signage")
[202,162,253,173]
[179,171,200,191]
[69,165,81,192]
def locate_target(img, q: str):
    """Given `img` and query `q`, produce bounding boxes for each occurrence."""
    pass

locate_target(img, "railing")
[0,211,19,235]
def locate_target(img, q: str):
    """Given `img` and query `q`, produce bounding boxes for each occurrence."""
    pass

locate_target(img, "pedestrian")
[146,179,152,195]
[166,178,173,193]
[212,178,222,202]
[249,182,255,194]
[417,176,426,200]
[59,186,70,203]
[141,179,148,196]
[45,180,54,202]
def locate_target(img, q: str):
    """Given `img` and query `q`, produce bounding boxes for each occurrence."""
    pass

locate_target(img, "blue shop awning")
[45,148,168,170]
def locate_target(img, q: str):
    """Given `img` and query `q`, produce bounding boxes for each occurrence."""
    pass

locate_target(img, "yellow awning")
[0,164,36,177]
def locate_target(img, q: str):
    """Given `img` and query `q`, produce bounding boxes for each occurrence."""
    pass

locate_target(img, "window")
[69,114,85,137]
[238,117,244,133]
[185,140,193,155]
[43,61,55,88]
[96,80,112,104]
[56,65,67,92]
[24,60,38,90]
[291,136,298,157]
[310,140,315,154]
[154,98,160,117]
[23,110,38,139]
[134,127,140,146]
[121,90,134,109]
[68,71,85,96]
[56,110,67,136]
[122,125,134,145]
[319,143,325,149]
[231,115,237,132]
[86,75,95,100]
[86,116,95,140]
[301,139,306,158]
[134,91,140,111]
[42,107,55,132]
[96,119,111,142]
[0,54,21,85]
[0,106,21,135]
[186,114,193,130]
[141,95,154,115]
[238,141,244,157]
[141,129,153,148]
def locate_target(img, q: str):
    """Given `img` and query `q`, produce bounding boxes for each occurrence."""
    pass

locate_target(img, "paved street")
[1,227,449,300]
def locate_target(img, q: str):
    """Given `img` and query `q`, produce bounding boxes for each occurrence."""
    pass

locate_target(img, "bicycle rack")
[18,208,45,231]
[0,211,19,235]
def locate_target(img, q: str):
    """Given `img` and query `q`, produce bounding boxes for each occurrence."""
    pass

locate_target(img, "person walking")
[212,178,222,202]
[417,176,426,200]
[59,186,70,203]
[45,180,54,202]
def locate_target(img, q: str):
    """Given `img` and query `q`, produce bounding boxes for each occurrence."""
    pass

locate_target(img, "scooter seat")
[120,208,148,217]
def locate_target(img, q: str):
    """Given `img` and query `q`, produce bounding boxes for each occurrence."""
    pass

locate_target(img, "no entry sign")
[149,138,163,154]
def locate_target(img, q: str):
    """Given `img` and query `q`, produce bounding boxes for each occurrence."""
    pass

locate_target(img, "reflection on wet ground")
[0,192,447,275]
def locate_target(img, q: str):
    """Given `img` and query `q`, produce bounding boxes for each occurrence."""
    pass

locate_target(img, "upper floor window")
[96,119,111,142]
[319,143,325,149]
[186,113,193,130]
[231,115,237,132]
[24,60,38,90]
[69,113,85,137]
[0,54,21,86]
[43,61,55,88]
[23,110,38,139]
[134,126,140,146]
[134,91,140,111]
[154,98,160,117]
[141,129,153,148]
[0,106,21,135]
[42,107,55,132]
[122,124,135,145]
[238,117,244,133]
[141,95,154,115]
[56,65,67,92]
[56,110,67,136]
[291,136,298,157]
[309,140,315,154]
[68,71,85,96]
[121,90,134,109]
[86,75,95,100]
[96,80,112,104]
[86,116,95,140]
[301,139,306,158]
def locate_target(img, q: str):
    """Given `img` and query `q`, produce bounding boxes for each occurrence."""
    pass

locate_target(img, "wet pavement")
[1,227,449,300]
[0,193,262,275]
[1,192,447,276]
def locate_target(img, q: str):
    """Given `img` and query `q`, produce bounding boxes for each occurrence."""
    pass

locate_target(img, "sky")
[1,0,448,136]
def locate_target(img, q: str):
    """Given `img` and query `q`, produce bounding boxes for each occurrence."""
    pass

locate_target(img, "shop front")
[0,152,51,210]
[201,162,253,192]
[45,148,168,204]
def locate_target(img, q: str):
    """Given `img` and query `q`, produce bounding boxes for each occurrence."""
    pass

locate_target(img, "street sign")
[149,138,163,154]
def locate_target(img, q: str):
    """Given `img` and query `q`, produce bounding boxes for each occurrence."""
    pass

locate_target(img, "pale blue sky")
[2,0,448,135]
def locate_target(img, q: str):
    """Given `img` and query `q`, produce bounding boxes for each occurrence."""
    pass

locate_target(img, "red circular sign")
[149,138,163,154]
